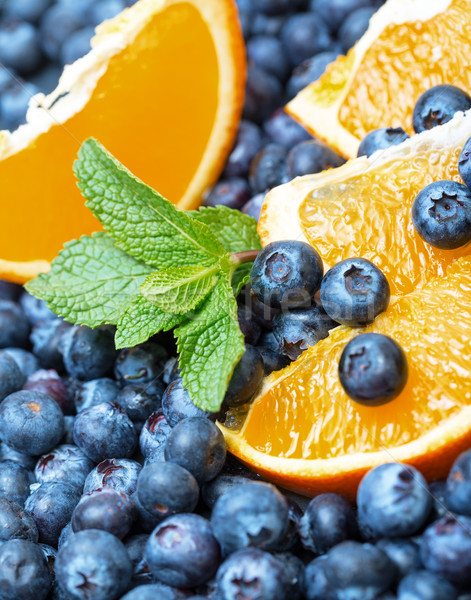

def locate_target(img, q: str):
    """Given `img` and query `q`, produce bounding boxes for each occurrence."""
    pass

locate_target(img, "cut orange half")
[220,257,471,499]
[0,0,245,283]
[287,0,471,159]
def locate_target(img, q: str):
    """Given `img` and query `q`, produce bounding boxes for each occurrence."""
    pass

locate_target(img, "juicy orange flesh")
[299,144,471,296]
[0,2,218,264]
[224,258,471,460]
[339,0,471,139]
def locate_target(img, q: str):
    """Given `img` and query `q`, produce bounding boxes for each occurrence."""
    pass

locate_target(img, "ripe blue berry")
[223,344,264,407]
[445,449,471,516]
[72,488,134,539]
[0,21,42,74]
[60,26,93,64]
[0,539,52,600]
[0,497,38,542]
[281,13,331,66]
[287,51,339,99]
[0,300,30,348]
[243,66,283,124]
[0,351,25,401]
[263,109,311,150]
[83,457,141,496]
[204,177,251,210]
[4,0,52,23]
[375,538,422,579]
[223,120,263,178]
[249,143,287,193]
[139,410,172,460]
[34,444,94,490]
[412,180,471,249]
[413,85,471,133]
[247,35,290,82]
[459,136,471,187]
[397,569,458,600]
[338,7,375,51]
[114,342,167,392]
[0,460,35,506]
[74,377,120,413]
[24,369,75,415]
[61,325,117,381]
[357,127,410,157]
[286,139,345,178]
[310,0,373,33]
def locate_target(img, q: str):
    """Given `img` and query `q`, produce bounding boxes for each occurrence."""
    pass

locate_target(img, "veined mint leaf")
[75,139,227,268]
[175,276,245,412]
[190,205,262,253]
[141,264,219,315]
[25,232,152,327]
[115,295,182,349]
[231,263,253,296]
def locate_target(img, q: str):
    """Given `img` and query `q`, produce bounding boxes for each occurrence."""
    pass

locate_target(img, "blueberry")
[375,538,422,579]
[0,350,25,401]
[74,377,120,413]
[211,481,289,554]
[216,548,289,600]
[114,342,167,392]
[31,318,71,370]
[223,120,264,178]
[303,555,336,600]
[241,193,265,222]
[223,345,264,408]
[0,79,40,130]
[444,448,471,516]
[320,257,390,326]
[358,463,432,538]
[0,460,35,505]
[254,0,296,15]
[34,444,94,490]
[0,21,42,75]
[39,4,84,61]
[243,66,283,124]
[299,493,358,554]
[286,139,345,178]
[145,513,221,588]
[61,325,117,381]
[203,177,251,210]
[56,529,132,600]
[83,457,141,496]
[124,534,153,586]
[3,347,39,378]
[0,300,29,348]
[137,461,199,519]
[162,376,213,427]
[29,62,61,94]
[338,7,375,52]
[73,402,137,463]
[429,479,449,520]
[357,127,410,157]
[272,305,338,360]
[397,569,458,600]
[25,482,81,546]
[165,417,226,484]
[0,279,22,302]
[202,474,254,509]
[287,51,339,99]
[310,0,373,33]
[0,497,38,542]
[24,369,75,415]
[86,0,126,26]
[343,329,400,401]
[0,441,37,469]
[249,143,287,193]
[459,136,471,187]
[263,109,311,150]
[247,35,291,82]
[19,291,55,326]
[116,383,163,428]
[411,180,471,249]
[0,539,51,600]
[72,487,134,539]
[139,409,172,459]
[413,85,471,133]
[237,306,262,346]
[256,344,290,374]
[273,552,304,600]
[120,584,187,600]
[251,14,287,38]
[60,26,93,64]
[277,498,304,551]
[251,240,324,309]
[281,13,331,67]
[4,0,52,23]
[0,390,64,455]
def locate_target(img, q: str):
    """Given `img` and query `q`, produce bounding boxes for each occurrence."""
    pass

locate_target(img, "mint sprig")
[26,139,262,413]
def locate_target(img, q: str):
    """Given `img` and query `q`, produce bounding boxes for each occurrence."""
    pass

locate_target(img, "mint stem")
[230,249,260,265]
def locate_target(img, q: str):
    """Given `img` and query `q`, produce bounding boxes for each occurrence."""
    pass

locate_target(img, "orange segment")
[258,111,471,296]
[287,0,471,158]
[0,0,245,283]
[221,257,471,498]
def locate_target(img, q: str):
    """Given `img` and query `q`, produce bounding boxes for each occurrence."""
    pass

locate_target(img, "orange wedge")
[221,256,471,499]
[287,0,471,159]
[0,0,245,283]
[258,111,471,297]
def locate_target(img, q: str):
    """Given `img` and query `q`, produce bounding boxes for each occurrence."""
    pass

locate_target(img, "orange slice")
[286,0,471,159]
[258,111,471,297]
[0,0,245,283]
[220,256,471,499]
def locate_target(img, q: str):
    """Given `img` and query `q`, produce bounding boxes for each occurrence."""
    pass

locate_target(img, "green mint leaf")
[175,275,245,412]
[140,264,219,315]
[115,295,182,349]
[25,232,152,327]
[231,263,253,296]
[190,205,262,253]
[75,139,227,268]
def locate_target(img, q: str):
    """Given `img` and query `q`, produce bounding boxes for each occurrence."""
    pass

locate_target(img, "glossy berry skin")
[56,529,132,600]
[0,497,38,542]
[0,390,64,455]
[281,13,331,66]
[216,548,288,600]
[0,21,42,75]
[310,0,373,33]
[39,4,84,61]
[241,193,265,221]
[286,51,339,98]
[339,333,408,405]
[139,410,172,459]
[73,402,137,463]
[445,448,471,516]
[211,482,289,555]
[72,488,134,539]
[83,457,141,496]
[34,444,94,490]
[338,7,375,52]
[124,534,153,586]
[3,348,39,378]
[0,539,52,600]
[458,135,471,187]
[24,369,75,415]
[286,139,345,179]
[114,342,167,390]
[0,460,35,506]
[30,318,71,371]
[162,377,213,427]
[61,325,117,381]
[420,516,471,585]
[145,513,221,588]
[25,482,81,546]
[237,306,262,346]
[247,35,290,82]
[303,555,336,600]
[243,66,283,124]
[357,127,410,157]
[120,584,186,600]
[223,120,264,178]
[0,441,37,470]
[320,257,390,326]
[251,240,324,309]
[74,377,119,413]
[411,180,471,249]
[249,143,287,193]
[137,461,199,519]
[0,300,29,348]
[223,345,264,408]
[116,384,162,426]
[203,177,252,210]
[4,0,53,23]
[263,109,311,150]
[0,351,25,401]
[413,85,471,133]
[358,463,432,538]
[397,570,458,600]
[165,417,226,484]
[61,26,93,64]
[375,538,422,579]
[19,291,55,326]
[299,493,358,554]
[202,474,254,509]
[272,305,338,360]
